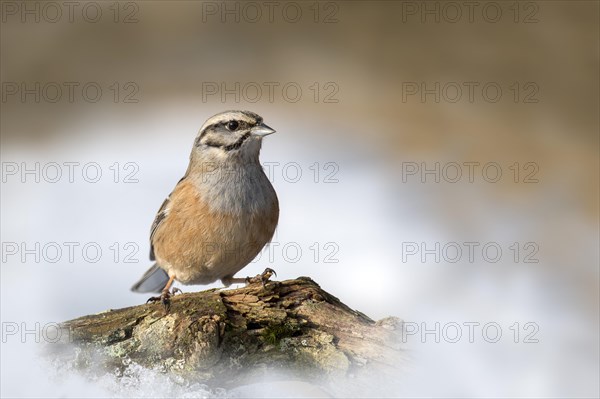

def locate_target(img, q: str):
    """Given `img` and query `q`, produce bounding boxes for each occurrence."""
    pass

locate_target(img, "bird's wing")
[149,197,169,260]
[149,176,185,260]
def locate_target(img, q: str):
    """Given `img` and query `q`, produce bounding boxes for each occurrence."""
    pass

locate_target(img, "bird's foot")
[246,268,277,287]
[147,287,182,312]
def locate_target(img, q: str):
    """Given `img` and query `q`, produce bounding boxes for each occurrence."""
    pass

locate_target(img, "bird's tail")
[131,263,169,293]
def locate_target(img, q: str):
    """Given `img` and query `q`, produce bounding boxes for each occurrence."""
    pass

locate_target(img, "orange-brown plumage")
[131,111,279,298]
[152,178,278,285]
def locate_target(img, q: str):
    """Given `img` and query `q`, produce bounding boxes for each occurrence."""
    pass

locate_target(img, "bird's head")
[192,110,275,163]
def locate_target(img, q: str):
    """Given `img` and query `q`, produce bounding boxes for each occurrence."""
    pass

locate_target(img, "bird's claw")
[246,268,277,287]
[261,267,276,285]
[146,287,181,312]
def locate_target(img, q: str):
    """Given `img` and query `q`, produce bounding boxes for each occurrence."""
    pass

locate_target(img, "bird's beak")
[251,122,276,137]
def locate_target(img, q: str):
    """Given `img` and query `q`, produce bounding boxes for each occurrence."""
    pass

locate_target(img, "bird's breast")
[193,162,278,217]
[152,166,279,284]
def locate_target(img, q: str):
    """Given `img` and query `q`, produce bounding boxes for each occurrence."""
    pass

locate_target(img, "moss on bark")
[52,277,407,391]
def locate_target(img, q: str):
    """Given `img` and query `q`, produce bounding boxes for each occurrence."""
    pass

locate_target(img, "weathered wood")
[52,277,407,393]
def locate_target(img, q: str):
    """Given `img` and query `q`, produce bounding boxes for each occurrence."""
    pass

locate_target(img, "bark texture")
[53,277,407,393]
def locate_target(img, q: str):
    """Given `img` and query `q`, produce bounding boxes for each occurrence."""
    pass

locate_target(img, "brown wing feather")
[149,176,186,260]
[149,197,169,260]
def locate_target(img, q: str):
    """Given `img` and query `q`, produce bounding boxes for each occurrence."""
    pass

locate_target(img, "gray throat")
[191,157,274,215]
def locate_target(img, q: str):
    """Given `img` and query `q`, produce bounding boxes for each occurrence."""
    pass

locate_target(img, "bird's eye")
[227,121,239,131]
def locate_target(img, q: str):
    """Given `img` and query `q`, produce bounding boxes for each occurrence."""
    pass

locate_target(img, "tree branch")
[53,277,407,392]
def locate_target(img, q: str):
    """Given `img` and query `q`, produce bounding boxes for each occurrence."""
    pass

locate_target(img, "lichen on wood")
[51,277,408,393]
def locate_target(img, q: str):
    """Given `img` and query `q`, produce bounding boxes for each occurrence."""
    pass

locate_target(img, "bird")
[131,110,279,309]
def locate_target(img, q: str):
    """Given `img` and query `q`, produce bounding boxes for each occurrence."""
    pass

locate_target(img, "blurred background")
[1,1,598,397]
